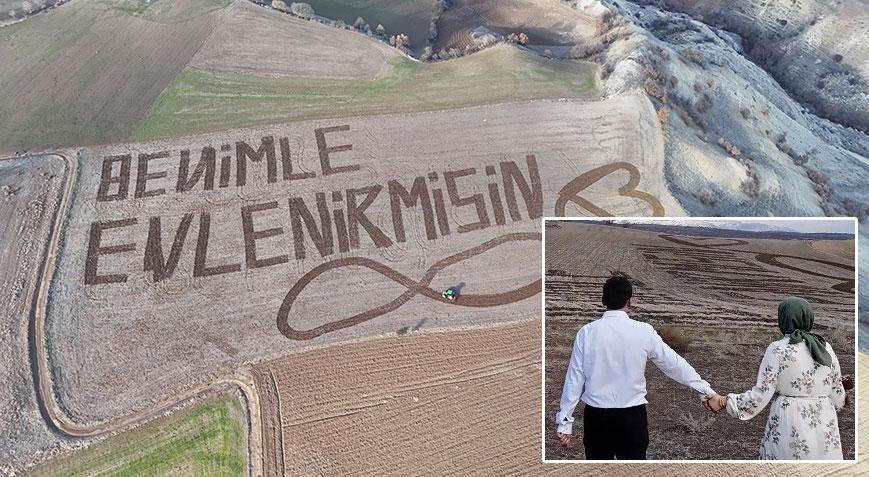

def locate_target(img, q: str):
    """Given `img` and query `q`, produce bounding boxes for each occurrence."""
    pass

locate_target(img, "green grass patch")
[30,394,246,477]
[112,0,155,15]
[301,0,436,52]
[132,45,599,140]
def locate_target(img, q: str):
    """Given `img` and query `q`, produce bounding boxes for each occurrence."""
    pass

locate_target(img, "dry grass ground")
[0,154,69,472]
[134,44,598,140]
[28,392,247,476]
[543,223,856,460]
[0,0,230,154]
[434,0,597,53]
[45,94,674,425]
[190,1,401,80]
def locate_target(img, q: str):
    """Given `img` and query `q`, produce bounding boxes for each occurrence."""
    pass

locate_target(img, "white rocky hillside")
[563,0,867,342]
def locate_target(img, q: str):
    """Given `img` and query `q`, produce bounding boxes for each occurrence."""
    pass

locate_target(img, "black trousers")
[583,403,649,460]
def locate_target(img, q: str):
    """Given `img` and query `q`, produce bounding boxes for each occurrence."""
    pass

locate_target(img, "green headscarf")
[778,297,832,367]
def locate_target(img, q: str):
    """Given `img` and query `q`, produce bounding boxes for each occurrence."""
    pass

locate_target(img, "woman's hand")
[556,431,573,447]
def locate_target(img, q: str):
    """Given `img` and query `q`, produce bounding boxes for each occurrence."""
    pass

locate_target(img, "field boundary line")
[22,150,263,476]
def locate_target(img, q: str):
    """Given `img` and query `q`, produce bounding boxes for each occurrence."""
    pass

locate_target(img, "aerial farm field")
[0,154,69,468]
[135,45,597,140]
[44,93,673,424]
[27,393,247,477]
[1,0,867,474]
[134,0,598,141]
[544,222,856,460]
[0,0,230,153]
[190,1,403,80]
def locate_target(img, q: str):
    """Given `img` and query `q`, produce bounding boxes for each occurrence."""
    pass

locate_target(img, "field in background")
[0,0,598,152]
[265,0,436,54]
[191,1,401,80]
[30,393,247,476]
[251,322,562,475]
[0,0,230,153]
[133,45,597,140]
[435,0,596,54]
[544,222,856,460]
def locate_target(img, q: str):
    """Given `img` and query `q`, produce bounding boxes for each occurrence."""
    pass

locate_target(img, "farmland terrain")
[45,93,672,425]
[28,393,247,476]
[0,0,230,153]
[0,155,69,475]
[544,222,856,460]
[0,0,867,474]
[134,1,598,140]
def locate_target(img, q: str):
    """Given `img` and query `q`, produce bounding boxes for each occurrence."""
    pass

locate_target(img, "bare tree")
[289,2,314,20]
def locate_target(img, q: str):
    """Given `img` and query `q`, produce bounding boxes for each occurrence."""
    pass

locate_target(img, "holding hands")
[842,374,854,391]
[702,393,727,413]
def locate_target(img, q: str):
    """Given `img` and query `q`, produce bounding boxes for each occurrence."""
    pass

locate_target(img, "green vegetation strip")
[31,394,246,477]
[133,47,598,140]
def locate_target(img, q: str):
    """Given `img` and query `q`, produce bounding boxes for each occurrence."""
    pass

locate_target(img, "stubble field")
[0,154,69,470]
[43,93,675,428]
[544,222,856,460]
[0,0,229,153]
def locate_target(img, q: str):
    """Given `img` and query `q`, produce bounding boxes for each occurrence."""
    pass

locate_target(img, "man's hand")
[557,431,573,447]
[842,374,854,391]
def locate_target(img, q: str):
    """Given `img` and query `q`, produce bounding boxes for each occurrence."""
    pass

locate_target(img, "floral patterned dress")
[726,336,846,460]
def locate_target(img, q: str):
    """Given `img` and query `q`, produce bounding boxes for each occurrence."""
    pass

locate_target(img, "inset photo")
[542,218,857,462]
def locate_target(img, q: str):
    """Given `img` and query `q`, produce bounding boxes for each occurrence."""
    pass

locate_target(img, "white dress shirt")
[555,310,715,434]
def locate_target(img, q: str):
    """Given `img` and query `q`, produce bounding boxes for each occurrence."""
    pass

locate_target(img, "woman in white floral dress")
[706,297,846,460]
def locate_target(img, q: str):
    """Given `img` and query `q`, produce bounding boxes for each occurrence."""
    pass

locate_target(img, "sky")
[610,218,855,235]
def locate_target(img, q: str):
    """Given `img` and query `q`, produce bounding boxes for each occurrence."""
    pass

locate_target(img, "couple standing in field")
[554,275,851,460]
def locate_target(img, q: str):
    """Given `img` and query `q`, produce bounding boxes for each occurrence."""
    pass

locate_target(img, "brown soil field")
[251,322,547,475]
[810,239,856,262]
[41,94,676,426]
[251,320,869,473]
[0,154,71,470]
[434,0,596,53]
[0,0,229,154]
[544,222,856,460]
[190,1,400,80]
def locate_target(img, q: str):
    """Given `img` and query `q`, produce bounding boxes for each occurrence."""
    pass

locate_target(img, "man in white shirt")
[555,275,715,459]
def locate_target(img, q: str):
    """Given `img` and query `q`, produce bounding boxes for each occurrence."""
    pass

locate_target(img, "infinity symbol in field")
[276,232,542,340]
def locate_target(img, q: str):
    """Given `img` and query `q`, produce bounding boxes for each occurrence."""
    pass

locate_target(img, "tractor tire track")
[20,151,263,476]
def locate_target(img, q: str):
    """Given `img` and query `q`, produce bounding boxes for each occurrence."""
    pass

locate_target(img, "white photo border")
[539,216,859,464]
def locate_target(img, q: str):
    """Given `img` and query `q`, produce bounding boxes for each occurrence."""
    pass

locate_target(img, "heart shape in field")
[554,162,665,217]
[659,234,749,248]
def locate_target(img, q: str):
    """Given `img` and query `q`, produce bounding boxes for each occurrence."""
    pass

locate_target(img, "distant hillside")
[569,220,854,240]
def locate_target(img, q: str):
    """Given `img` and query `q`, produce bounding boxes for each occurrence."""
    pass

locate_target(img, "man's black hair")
[602,275,632,310]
